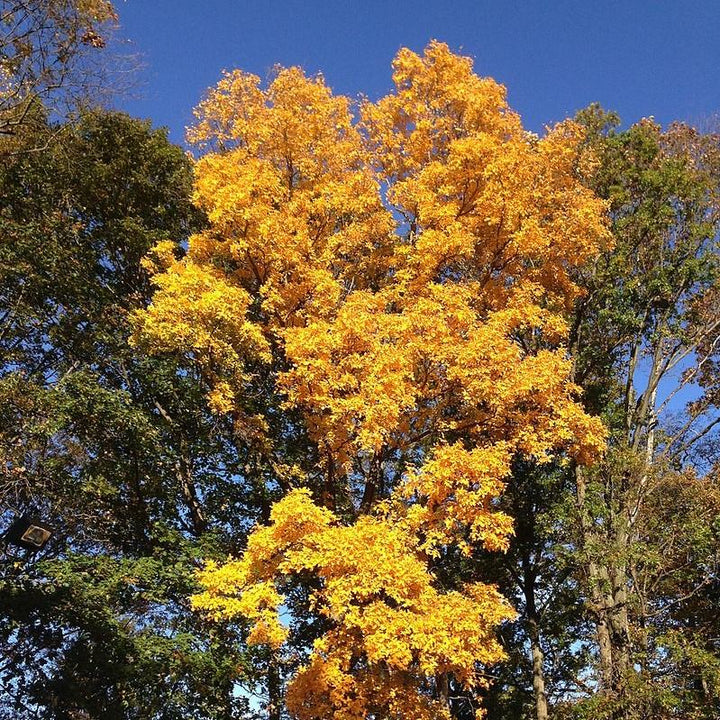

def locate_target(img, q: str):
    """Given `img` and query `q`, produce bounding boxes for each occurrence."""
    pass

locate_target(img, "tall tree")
[0,111,260,718]
[473,462,591,720]
[135,43,610,719]
[567,106,720,718]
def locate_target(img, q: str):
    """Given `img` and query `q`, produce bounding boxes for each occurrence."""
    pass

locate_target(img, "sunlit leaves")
[137,42,611,719]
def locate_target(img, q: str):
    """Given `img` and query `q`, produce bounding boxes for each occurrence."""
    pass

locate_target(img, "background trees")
[0,109,260,718]
[1,0,118,137]
[0,28,718,720]
[477,108,720,720]
[566,107,720,719]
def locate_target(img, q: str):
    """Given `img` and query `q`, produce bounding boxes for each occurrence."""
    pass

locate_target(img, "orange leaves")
[401,442,513,553]
[363,41,515,183]
[282,276,606,474]
[131,257,270,413]
[185,66,393,329]
[136,41,611,719]
[362,43,610,312]
[281,291,418,461]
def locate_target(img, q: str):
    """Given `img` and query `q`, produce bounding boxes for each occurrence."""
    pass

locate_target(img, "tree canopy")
[134,42,610,720]
[1,35,718,720]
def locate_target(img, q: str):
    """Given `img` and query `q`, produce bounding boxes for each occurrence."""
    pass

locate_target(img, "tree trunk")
[596,610,615,691]
[575,465,615,692]
[267,655,281,720]
[176,449,207,536]
[436,671,450,712]
[608,536,631,695]
[528,619,549,720]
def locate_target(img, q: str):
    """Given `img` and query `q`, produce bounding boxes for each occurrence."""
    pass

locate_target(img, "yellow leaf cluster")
[187,66,394,326]
[132,258,270,413]
[136,41,611,718]
[193,489,514,720]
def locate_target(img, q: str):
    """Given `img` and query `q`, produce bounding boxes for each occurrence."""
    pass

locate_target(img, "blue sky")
[114,1,720,145]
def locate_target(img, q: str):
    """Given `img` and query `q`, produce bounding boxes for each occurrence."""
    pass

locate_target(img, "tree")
[566,106,720,718]
[135,42,610,719]
[1,0,117,137]
[0,111,258,718]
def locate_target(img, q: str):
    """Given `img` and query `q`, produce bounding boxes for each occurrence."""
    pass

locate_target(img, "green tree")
[474,463,591,720]
[567,106,720,718]
[0,111,264,718]
[472,109,720,720]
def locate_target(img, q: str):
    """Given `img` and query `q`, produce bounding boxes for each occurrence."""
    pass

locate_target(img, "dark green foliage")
[565,107,720,718]
[0,112,259,718]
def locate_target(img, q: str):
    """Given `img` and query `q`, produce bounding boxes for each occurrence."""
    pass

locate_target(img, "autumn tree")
[0,0,121,142]
[134,43,610,719]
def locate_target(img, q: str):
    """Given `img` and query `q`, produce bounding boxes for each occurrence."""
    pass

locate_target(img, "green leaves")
[0,111,255,718]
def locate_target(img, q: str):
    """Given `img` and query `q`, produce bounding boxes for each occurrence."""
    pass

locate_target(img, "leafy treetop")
[135,42,610,720]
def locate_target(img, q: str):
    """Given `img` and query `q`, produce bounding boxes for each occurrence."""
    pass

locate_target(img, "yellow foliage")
[194,489,514,720]
[136,41,610,718]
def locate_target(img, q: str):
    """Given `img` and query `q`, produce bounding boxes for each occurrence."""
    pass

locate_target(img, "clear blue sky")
[114,0,720,146]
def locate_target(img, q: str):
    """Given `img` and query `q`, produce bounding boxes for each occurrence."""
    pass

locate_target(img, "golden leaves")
[194,489,515,718]
[135,41,611,720]
[131,256,270,412]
